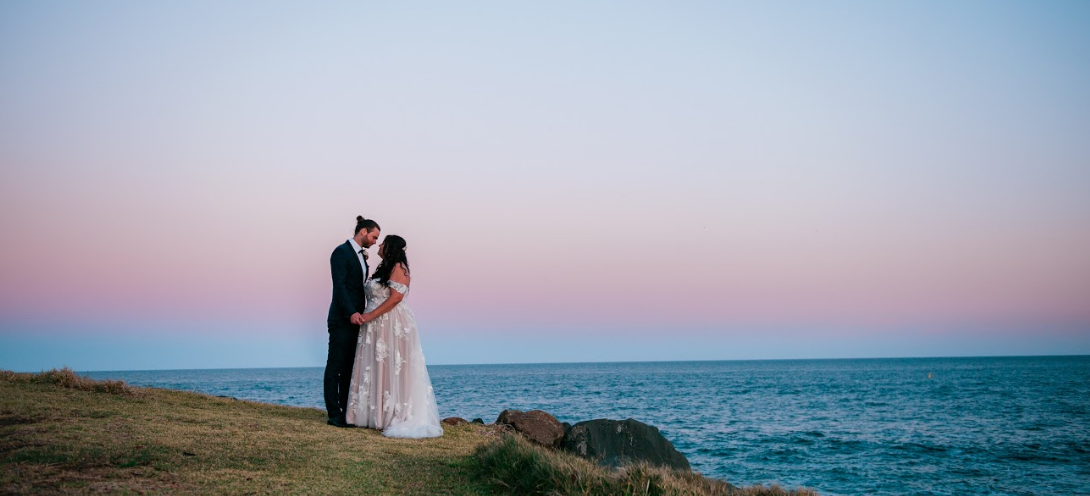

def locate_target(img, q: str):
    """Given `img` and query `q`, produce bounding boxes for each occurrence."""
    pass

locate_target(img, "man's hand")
[350,313,364,326]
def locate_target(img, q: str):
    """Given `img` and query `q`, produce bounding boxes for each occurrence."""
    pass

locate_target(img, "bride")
[345,235,443,438]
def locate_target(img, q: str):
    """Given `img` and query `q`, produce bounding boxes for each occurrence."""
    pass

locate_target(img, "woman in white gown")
[345,235,443,438]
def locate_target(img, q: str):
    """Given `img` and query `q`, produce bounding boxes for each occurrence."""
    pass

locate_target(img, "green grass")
[475,434,818,496]
[1,369,818,495]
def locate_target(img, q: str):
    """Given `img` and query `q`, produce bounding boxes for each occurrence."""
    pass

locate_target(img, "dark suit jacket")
[327,240,369,327]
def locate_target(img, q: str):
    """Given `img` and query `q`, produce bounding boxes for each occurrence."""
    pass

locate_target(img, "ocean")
[83,356,1090,495]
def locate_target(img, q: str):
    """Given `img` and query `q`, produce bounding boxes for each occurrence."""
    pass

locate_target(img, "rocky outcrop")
[560,418,691,471]
[441,417,468,426]
[495,409,565,447]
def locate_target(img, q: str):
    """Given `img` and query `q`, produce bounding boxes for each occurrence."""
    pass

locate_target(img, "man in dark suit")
[325,216,381,427]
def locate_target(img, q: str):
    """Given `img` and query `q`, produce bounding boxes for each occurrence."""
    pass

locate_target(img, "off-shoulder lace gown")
[345,279,442,438]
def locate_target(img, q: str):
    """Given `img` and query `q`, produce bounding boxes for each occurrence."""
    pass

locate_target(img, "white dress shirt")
[348,238,367,284]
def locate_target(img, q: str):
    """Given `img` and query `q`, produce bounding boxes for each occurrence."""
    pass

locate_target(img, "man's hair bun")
[354,216,381,235]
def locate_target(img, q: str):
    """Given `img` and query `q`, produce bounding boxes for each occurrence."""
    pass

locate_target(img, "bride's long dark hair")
[371,235,409,287]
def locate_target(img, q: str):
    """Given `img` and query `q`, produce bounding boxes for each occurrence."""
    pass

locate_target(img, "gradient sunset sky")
[2,1,1088,372]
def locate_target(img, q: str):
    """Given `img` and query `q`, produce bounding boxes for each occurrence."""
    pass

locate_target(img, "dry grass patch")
[2,367,137,396]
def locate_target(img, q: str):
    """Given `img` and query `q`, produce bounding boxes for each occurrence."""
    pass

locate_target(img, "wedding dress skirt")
[345,279,442,438]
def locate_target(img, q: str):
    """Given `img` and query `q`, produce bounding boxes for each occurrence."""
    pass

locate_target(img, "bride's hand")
[360,312,373,323]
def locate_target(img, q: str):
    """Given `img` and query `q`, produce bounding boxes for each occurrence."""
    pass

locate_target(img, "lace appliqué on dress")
[375,339,388,363]
[388,280,409,295]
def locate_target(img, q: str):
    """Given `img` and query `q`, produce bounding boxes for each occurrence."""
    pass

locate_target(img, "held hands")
[350,312,375,326]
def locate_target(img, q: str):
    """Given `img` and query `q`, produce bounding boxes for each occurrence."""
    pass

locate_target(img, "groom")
[324,216,380,428]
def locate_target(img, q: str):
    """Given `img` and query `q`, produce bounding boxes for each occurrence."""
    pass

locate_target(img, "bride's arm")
[360,264,410,323]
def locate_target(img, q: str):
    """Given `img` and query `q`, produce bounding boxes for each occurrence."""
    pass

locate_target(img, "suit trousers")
[324,324,361,420]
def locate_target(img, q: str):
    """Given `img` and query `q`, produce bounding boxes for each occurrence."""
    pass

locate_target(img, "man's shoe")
[327,417,353,428]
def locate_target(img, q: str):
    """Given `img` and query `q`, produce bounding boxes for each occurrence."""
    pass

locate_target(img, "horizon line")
[55,352,1090,374]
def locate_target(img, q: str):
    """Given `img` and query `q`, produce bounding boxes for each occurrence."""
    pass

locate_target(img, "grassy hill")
[1,369,815,495]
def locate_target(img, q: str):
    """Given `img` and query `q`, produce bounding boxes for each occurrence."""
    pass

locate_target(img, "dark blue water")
[85,356,1090,495]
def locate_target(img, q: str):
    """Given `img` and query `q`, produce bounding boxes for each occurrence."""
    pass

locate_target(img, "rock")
[560,418,691,471]
[471,418,484,425]
[442,417,468,426]
[495,409,565,447]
